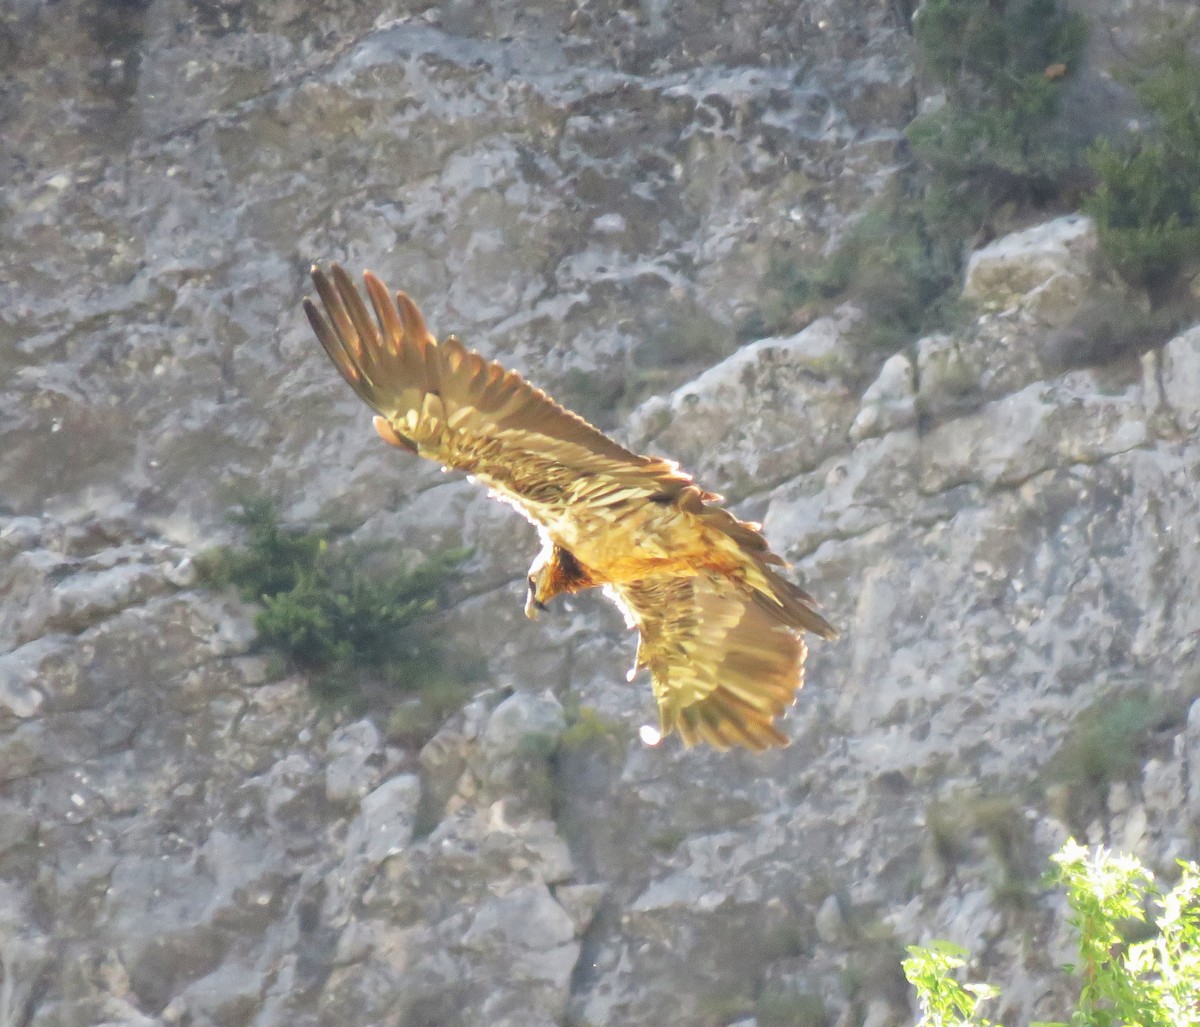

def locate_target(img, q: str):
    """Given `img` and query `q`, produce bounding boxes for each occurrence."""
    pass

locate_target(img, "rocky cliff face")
[2,2,1199,1026]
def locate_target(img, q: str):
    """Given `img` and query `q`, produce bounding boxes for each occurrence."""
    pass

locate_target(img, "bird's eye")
[527,575,536,592]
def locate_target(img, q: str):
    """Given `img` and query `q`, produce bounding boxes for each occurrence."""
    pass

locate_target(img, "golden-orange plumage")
[304,263,837,752]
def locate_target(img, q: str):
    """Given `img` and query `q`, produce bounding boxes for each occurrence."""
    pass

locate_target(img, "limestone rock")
[346,774,422,863]
[1160,325,1200,434]
[4,0,1200,1025]
[325,719,385,803]
[461,886,577,976]
[482,690,567,766]
[963,214,1098,321]
[555,882,605,935]
[625,308,863,495]
[0,637,51,719]
[916,332,984,413]
[1186,700,1200,826]
[919,372,1148,493]
[850,352,917,443]
[815,894,846,945]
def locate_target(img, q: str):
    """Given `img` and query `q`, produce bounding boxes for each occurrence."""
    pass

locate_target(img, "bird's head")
[525,543,595,620]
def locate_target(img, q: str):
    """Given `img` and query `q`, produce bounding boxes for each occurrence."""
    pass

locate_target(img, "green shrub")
[764,186,965,352]
[386,678,474,745]
[199,497,324,603]
[757,0,1084,353]
[908,0,1088,222]
[695,992,755,1023]
[1044,690,1171,799]
[904,840,1200,1026]
[1042,293,1192,371]
[1083,36,1200,303]
[198,498,471,703]
[557,704,626,760]
[835,198,965,350]
[928,791,1036,904]
[648,826,688,854]
[1057,841,1200,1024]
[904,940,1001,1026]
[755,990,828,1027]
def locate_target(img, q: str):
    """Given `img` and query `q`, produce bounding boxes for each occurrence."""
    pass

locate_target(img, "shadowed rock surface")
[3,1,1200,1026]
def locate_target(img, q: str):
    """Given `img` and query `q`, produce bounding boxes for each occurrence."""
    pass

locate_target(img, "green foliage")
[765,186,965,351]
[914,0,1084,89]
[517,729,562,761]
[1045,690,1167,795]
[969,798,1031,875]
[198,498,472,705]
[839,963,867,1002]
[198,498,325,603]
[757,0,1084,353]
[904,841,1200,1026]
[760,921,810,961]
[839,200,965,349]
[557,704,626,760]
[904,940,1001,1026]
[755,989,828,1027]
[1085,144,1200,296]
[640,301,734,368]
[648,826,688,854]
[386,678,474,745]
[695,991,754,1023]
[928,790,1040,913]
[1053,840,1200,1026]
[841,919,911,1012]
[1083,37,1200,300]
[909,0,1088,219]
[928,792,1028,866]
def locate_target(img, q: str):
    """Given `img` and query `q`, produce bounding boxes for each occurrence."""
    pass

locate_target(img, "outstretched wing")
[610,574,811,752]
[304,263,697,529]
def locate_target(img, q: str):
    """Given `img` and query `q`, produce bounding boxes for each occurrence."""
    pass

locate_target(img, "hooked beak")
[524,594,548,620]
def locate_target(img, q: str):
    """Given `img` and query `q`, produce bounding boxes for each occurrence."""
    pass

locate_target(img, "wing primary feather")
[303,297,343,370]
[398,295,441,398]
[332,263,383,357]
[714,707,771,752]
[753,574,838,640]
[311,266,363,367]
[441,334,468,372]
[313,267,392,406]
[363,271,405,354]
[304,295,376,402]
[712,680,779,716]
[397,291,442,396]
[701,703,737,749]
[676,711,701,748]
[396,291,434,347]
[688,704,730,750]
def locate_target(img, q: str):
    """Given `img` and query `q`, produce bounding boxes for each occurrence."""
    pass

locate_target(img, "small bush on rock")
[759,0,1085,354]
[908,0,1088,229]
[1041,689,1185,833]
[755,989,828,1027]
[1083,35,1200,305]
[199,498,472,705]
[765,185,965,352]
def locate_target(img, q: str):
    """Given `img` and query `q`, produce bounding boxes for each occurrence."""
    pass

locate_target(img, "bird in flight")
[304,264,837,751]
